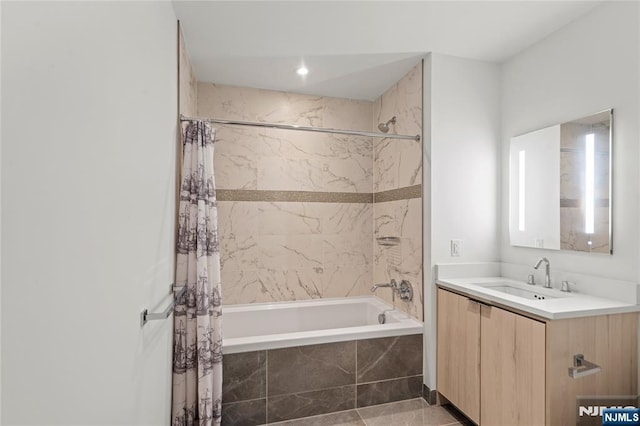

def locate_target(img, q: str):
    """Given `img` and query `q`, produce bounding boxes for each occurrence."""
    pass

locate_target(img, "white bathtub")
[222,296,423,354]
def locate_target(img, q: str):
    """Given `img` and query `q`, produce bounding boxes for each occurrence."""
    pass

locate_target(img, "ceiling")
[173,1,601,100]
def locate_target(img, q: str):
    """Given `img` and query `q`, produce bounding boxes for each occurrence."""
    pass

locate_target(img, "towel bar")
[568,354,601,379]
[140,285,187,327]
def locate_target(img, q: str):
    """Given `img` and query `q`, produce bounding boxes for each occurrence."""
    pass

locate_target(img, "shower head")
[377,116,396,133]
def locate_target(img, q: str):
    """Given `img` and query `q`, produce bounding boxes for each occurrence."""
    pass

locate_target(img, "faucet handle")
[527,274,536,285]
[561,281,571,292]
[397,280,414,302]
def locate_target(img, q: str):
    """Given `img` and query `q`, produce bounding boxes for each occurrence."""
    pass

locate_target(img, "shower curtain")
[172,121,223,426]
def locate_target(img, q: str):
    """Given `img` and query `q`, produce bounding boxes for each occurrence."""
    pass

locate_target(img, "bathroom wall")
[197,63,424,320]
[2,2,178,424]
[197,84,375,305]
[178,23,197,117]
[373,62,424,320]
[423,53,502,390]
[501,0,640,390]
[501,1,639,283]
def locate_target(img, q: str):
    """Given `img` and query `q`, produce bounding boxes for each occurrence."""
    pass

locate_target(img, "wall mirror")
[509,109,612,254]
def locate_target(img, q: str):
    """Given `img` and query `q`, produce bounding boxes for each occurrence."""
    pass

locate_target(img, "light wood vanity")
[436,286,638,426]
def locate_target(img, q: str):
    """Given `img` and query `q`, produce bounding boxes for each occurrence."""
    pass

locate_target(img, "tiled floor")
[268,399,471,426]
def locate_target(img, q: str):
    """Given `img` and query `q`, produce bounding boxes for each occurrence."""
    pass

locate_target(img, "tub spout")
[370,280,397,293]
[371,279,398,302]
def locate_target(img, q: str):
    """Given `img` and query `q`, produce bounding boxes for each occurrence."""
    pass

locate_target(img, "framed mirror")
[509,109,612,254]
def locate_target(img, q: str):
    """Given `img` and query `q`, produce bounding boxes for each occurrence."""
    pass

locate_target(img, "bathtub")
[222,296,423,354]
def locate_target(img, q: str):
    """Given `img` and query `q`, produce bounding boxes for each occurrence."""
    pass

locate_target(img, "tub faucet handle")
[397,280,414,302]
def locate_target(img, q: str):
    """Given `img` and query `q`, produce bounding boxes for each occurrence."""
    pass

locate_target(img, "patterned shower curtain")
[172,121,223,426]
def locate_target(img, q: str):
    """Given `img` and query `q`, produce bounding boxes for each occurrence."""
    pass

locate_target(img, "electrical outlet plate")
[451,239,461,257]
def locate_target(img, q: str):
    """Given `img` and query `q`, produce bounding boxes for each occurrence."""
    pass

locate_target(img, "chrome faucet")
[533,257,552,288]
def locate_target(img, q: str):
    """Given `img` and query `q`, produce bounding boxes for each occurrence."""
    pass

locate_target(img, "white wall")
[501,1,640,282]
[424,53,501,389]
[422,54,433,392]
[0,1,3,418]
[2,2,178,424]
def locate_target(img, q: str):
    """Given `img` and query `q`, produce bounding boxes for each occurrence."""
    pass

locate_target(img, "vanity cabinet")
[480,301,545,426]
[437,287,638,426]
[436,289,481,423]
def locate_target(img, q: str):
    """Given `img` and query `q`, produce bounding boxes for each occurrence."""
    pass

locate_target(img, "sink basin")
[484,283,555,301]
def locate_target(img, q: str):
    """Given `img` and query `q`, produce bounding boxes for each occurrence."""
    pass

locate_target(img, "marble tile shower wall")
[373,62,424,320]
[198,61,423,319]
[198,83,375,304]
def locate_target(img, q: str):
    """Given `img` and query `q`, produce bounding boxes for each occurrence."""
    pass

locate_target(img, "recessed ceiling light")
[296,66,309,76]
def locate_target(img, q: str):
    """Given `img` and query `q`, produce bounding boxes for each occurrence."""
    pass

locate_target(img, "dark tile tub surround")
[357,334,423,382]
[267,385,356,423]
[221,399,266,426]
[222,334,423,425]
[268,341,355,395]
[357,376,423,407]
[222,351,266,403]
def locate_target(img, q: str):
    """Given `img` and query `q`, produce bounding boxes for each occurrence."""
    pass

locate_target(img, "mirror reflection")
[509,110,612,254]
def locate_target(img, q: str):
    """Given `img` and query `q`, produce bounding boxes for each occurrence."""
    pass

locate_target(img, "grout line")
[265,349,269,424]
[355,338,359,383]
[355,339,359,406]
[223,396,266,405]
[266,408,361,425]
[357,373,423,386]
[356,396,425,412]
[264,383,356,399]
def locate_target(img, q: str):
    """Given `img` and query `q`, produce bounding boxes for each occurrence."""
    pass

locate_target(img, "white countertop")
[436,276,640,320]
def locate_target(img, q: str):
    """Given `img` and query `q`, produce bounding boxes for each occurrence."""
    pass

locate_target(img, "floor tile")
[267,385,356,423]
[357,398,460,426]
[357,376,423,407]
[269,409,365,425]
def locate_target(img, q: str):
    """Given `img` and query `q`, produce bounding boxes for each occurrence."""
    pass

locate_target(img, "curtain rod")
[179,114,420,141]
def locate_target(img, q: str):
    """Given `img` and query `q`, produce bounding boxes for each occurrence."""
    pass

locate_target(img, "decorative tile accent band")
[217,189,373,203]
[216,185,422,204]
[373,185,422,203]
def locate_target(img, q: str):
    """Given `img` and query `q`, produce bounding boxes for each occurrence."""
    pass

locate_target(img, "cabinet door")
[437,289,481,424]
[481,305,545,426]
